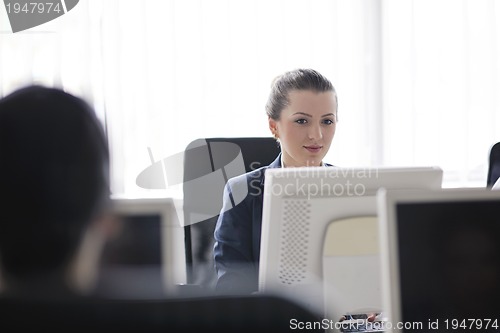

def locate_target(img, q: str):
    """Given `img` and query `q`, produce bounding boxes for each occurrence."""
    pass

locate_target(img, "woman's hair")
[265,68,337,120]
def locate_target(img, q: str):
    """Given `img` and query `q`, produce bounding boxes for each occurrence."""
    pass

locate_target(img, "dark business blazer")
[213,154,332,294]
[213,154,281,294]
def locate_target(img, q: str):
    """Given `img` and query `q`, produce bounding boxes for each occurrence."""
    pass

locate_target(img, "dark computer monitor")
[95,197,184,299]
[378,188,500,332]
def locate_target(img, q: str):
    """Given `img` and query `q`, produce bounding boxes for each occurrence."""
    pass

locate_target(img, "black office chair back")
[183,137,280,287]
[487,142,500,188]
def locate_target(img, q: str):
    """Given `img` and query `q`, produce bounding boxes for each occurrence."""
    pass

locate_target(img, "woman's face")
[269,89,337,167]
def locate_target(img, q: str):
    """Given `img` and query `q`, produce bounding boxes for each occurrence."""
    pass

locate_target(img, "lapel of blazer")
[259,153,282,187]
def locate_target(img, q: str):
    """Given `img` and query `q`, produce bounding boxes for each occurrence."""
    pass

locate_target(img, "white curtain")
[1,0,498,195]
[382,0,500,187]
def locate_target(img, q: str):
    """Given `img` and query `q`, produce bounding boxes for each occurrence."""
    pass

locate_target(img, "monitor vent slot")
[278,199,311,285]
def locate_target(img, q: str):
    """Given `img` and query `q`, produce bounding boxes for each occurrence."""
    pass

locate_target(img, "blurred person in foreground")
[0,85,112,299]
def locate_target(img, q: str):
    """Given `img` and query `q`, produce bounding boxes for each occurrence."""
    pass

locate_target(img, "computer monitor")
[377,188,500,332]
[258,166,443,319]
[95,197,185,299]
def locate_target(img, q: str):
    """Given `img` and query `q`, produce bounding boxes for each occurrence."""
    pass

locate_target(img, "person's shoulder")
[225,154,280,195]
[493,178,500,190]
[219,167,268,209]
[227,165,269,188]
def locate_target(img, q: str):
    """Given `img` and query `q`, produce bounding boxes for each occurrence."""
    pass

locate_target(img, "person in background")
[213,68,338,294]
[0,85,113,299]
